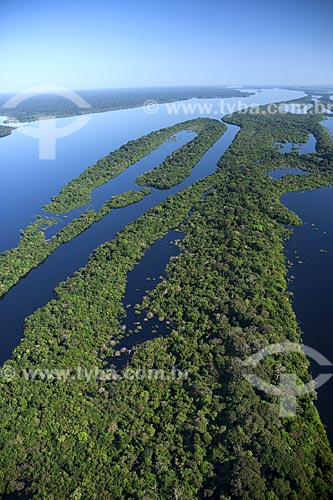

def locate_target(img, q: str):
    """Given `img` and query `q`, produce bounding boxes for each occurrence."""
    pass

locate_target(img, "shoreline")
[0,87,254,127]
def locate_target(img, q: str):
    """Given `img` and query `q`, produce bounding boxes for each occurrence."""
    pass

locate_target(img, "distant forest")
[0,86,252,123]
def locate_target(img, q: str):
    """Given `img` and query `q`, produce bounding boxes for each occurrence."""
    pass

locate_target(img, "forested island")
[0,118,226,298]
[0,103,333,498]
[44,118,226,213]
[136,119,226,189]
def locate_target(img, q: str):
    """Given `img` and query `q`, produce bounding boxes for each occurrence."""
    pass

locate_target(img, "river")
[277,117,333,443]
[0,88,304,363]
[0,122,240,365]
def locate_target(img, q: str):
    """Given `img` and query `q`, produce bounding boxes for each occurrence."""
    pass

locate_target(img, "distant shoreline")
[0,86,254,128]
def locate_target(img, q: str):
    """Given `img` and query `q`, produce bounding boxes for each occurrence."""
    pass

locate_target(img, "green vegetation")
[136,118,226,189]
[317,94,333,111]
[0,86,252,123]
[0,189,150,298]
[0,106,333,498]
[44,119,218,213]
[281,92,333,116]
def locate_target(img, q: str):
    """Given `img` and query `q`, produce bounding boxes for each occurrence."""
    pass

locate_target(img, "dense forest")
[0,106,333,498]
[0,86,252,124]
[0,117,226,297]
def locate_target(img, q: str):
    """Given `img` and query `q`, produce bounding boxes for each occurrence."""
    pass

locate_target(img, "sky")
[0,0,332,93]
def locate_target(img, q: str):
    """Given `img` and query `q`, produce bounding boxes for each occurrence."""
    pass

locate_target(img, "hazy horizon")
[0,84,332,98]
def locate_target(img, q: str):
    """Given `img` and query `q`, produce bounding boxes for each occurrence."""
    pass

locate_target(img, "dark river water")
[0,122,240,365]
[0,88,304,252]
[4,89,333,444]
[109,229,185,370]
[275,133,317,155]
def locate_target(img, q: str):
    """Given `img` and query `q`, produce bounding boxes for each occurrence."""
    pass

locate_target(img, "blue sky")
[1,0,332,92]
